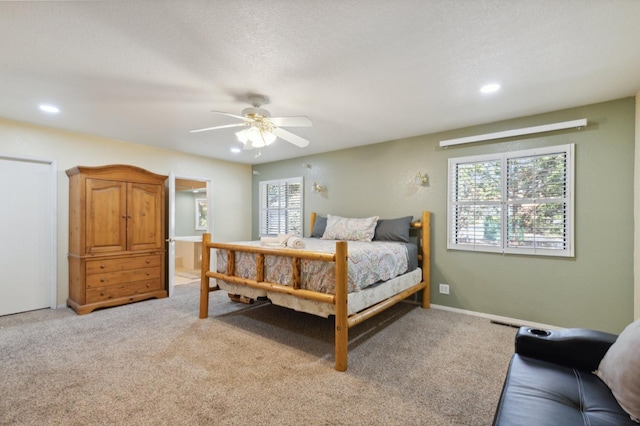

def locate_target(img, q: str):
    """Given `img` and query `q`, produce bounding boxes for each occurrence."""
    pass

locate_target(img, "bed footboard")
[199,237,350,370]
[199,211,431,371]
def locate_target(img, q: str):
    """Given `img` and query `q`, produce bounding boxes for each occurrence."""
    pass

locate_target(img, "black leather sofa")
[492,326,637,425]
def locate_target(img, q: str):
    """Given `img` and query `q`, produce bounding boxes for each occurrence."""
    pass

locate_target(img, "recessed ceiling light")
[480,83,501,94]
[38,104,60,114]
[230,147,241,154]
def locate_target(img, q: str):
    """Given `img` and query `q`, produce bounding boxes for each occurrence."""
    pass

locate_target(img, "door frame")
[0,153,57,310]
[167,172,213,297]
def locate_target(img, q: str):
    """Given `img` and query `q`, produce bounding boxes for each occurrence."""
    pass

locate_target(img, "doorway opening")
[173,178,208,287]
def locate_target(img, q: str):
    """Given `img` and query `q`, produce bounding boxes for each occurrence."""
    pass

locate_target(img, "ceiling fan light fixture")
[193,93,311,151]
[247,126,265,148]
[262,130,277,146]
[237,125,277,149]
[235,128,249,144]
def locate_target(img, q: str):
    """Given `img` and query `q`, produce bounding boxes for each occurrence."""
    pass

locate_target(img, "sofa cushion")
[595,319,640,422]
[493,354,637,426]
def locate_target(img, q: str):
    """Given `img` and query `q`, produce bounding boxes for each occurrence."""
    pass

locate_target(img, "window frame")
[447,144,575,257]
[258,176,304,237]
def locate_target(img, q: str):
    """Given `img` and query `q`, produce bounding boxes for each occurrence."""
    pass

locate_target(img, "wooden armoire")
[66,164,167,314]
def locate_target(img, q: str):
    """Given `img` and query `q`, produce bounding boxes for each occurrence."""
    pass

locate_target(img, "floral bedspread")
[216,238,409,294]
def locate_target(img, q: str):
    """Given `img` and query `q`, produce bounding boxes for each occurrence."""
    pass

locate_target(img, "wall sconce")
[312,182,326,193]
[415,172,428,186]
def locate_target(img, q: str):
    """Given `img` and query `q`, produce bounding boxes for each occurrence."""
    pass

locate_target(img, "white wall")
[0,117,252,306]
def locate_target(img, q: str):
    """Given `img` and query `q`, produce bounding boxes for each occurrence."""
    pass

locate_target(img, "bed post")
[334,240,348,372]
[421,211,431,309]
[309,212,317,236]
[199,233,211,319]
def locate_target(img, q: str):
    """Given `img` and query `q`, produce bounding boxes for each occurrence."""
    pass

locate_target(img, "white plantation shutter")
[448,144,574,257]
[452,156,503,252]
[259,177,303,236]
[506,150,570,253]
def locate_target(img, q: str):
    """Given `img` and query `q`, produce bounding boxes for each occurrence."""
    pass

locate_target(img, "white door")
[0,155,56,315]
[167,173,212,297]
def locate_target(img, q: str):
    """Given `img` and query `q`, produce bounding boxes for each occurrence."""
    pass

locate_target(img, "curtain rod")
[439,118,587,147]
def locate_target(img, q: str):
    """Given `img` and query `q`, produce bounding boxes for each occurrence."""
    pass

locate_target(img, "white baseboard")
[430,304,562,330]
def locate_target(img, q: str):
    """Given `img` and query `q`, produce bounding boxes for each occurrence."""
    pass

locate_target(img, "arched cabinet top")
[66,164,167,184]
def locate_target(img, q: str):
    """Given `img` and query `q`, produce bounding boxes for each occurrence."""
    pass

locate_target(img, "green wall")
[252,97,635,334]
[175,191,206,238]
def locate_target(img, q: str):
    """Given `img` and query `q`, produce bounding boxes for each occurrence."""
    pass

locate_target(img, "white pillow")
[321,215,379,242]
[595,319,640,422]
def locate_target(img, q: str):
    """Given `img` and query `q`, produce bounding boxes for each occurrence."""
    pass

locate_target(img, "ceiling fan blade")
[270,116,313,127]
[190,123,246,133]
[211,111,247,120]
[272,127,309,148]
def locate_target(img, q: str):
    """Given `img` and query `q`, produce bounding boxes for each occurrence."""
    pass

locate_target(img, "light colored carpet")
[0,283,516,425]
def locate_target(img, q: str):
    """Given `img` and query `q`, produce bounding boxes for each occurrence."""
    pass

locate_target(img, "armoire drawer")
[86,267,161,288]
[86,255,162,275]
[86,279,163,303]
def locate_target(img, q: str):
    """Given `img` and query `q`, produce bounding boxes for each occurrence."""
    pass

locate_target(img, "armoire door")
[86,178,127,254]
[127,182,164,251]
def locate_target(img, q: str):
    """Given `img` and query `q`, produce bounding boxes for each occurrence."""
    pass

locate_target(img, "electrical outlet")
[439,283,450,295]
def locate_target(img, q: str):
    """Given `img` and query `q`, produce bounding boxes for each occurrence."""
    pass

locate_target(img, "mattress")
[214,238,423,317]
[217,267,423,317]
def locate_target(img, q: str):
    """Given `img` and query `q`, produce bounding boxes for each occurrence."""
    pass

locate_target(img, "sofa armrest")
[515,327,618,372]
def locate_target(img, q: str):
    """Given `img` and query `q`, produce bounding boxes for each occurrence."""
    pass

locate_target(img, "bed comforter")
[216,238,415,294]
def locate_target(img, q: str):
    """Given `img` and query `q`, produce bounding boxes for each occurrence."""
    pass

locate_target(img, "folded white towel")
[286,236,305,249]
[260,234,295,247]
[277,233,293,244]
[260,234,305,248]
[260,236,282,246]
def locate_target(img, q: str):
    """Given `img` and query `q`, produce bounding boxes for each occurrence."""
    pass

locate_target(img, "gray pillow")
[373,216,413,243]
[311,215,327,238]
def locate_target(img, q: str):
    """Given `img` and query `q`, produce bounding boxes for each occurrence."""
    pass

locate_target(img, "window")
[259,177,303,236]
[447,144,574,257]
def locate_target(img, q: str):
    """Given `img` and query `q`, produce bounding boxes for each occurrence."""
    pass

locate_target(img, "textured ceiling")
[1,1,639,164]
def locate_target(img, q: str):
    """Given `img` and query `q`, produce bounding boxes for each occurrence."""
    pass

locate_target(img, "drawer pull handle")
[100,265,105,269]
[100,292,105,296]
[100,278,105,282]
[145,259,151,264]
[146,272,151,276]
[146,283,150,288]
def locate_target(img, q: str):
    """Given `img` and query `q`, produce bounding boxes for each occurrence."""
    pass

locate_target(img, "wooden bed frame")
[199,211,431,371]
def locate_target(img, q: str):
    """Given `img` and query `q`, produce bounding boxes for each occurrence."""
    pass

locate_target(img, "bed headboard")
[308,212,431,298]
[309,212,430,242]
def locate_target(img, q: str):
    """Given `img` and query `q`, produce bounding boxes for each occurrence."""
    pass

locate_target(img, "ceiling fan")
[190,94,312,150]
